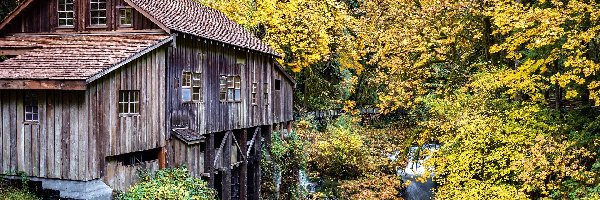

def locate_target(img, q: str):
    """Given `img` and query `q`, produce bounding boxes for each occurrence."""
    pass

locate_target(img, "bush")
[0,175,40,200]
[117,167,216,200]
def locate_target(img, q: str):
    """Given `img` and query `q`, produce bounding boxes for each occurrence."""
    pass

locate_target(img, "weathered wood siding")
[167,34,290,136]
[1,0,159,35]
[168,139,205,177]
[0,90,97,181]
[272,69,294,123]
[89,46,167,160]
[104,159,159,192]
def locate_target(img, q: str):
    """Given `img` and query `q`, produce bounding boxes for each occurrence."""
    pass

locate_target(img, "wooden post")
[222,131,232,200]
[206,132,215,187]
[158,146,166,169]
[240,129,248,200]
[287,121,292,134]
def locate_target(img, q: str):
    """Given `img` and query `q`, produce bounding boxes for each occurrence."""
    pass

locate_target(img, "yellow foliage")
[197,0,357,73]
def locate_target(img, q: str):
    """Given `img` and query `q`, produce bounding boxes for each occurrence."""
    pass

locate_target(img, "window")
[251,65,257,105]
[182,72,202,102]
[251,83,258,105]
[263,82,269,105]
[192,73,202,101]
[119,8,132,26]
[119,91,139,115]
[58,0,74,26]
[236,57,246,65]
[219,76,227,101]
[219,76,241,102]
[182,72,192,101]
[24,93,38,122]
[275,79,281,91]
[90,0,107,25]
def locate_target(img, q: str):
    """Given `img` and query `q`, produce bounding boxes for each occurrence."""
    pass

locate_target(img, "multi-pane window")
[119,8,132,26]
[182,72,202,102]
[90,0,107,25]
[219,76,241,102]
[251,65,257,105]
[24,93,39,122]
[251,83,258,105]
[58,0,74,26]
[219,76,227,101]
[119,91,139,115]
[263,82,269,105]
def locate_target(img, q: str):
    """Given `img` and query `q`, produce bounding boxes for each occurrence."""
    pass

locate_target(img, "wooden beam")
[0,80,86,90]
[222,131,232,200]
[158,147,166,169]
[206,132,215,187]
[0,47,38,56]
[240,129,248,200]
[0,0,35,31]
[122,0,171,34]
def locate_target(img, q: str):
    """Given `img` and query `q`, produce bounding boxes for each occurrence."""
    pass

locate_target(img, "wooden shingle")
[0,34,170,80]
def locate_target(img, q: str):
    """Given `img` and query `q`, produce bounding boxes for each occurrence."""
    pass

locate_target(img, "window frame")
[263,82,269,106]
[57,0,75,27]
[275,79,281,91]
[119,90,140,116]
[24,93,39,123]
[182,71,202,103]
[89,0,107,26]
[118,7,133,27]
[220,75,242,103]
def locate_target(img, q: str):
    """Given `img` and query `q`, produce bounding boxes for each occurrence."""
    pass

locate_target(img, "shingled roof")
[0,34,171,80]
[127,0,279,56]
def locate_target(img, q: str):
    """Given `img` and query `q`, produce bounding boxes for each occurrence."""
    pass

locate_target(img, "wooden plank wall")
[272,69,294,123]
[167,34,291,136]
[89,46,167,159]
[1,0,159,35]
[168,139,205,177]
[2,0,51,34]
[104,160,159,192]
[0,89,96,181]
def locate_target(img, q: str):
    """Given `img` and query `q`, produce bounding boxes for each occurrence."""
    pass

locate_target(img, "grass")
[0,184,40,200]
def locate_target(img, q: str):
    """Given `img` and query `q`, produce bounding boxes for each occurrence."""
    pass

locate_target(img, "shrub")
[117,167,216,200]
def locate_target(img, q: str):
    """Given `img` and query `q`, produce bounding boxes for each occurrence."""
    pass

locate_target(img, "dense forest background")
[2,0,600,199]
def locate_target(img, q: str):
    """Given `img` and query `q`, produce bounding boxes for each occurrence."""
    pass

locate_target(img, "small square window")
[119,8,133,26]
[220,75,242,102]
[90,0,107,26]
[58,0,74,26]
[183,72,202,102]
[275,79,281,91]
[119,91,140,115]
[24,93,39,122]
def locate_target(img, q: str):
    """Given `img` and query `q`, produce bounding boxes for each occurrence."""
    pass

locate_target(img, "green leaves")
[117,167,216,200]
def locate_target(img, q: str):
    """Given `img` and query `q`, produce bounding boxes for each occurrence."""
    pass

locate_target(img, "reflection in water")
[398,144,439,200]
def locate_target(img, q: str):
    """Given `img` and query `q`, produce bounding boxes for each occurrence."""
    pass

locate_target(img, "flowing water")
[398,144,439,200]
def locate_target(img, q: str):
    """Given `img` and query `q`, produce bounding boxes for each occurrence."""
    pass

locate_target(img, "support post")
[206,132,215,187]
[222,131,232,200]
[240,129,248,200]
[158,146,166,169]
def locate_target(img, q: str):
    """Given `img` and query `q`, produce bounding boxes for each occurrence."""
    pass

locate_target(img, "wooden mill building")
[0,0,295,199]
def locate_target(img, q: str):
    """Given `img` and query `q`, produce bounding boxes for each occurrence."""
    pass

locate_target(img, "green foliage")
[301,115,406,199]
[261,130,308,200]
[0,174,39,200]
[308,115,369,179]
[0,186,39,200]
[117,167,216,200]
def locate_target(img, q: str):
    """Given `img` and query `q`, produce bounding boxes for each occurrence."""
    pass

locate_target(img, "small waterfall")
[397,144,439,200]
[299,169,317,193]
